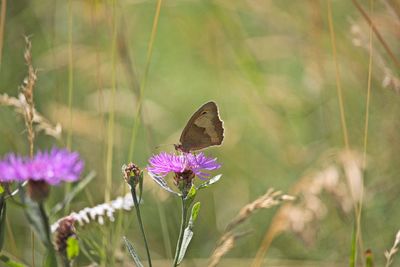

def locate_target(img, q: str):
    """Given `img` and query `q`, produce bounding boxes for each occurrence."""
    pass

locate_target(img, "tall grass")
[0,0,399,266]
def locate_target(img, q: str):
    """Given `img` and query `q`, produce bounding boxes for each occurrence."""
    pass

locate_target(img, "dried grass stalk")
[21,36,37,156]
[385,230,400,267]
[208,232,249,267]
[252,149,361,267]
[225,189,295,233]
[0,37,62,140]
[208,189,294,267]
[0,93,62,139]
[350,18,400,94]
[340,150,364,205]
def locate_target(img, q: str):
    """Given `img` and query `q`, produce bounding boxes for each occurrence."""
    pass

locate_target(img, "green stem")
[61,254,70,267]
[349,219,357,267]
[130,187,152,267]
[38,203,58,266]
[38,203,52,249]
[173,197,188,267]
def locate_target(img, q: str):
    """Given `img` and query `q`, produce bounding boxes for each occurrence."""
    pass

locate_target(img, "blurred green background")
[1,0,400,266]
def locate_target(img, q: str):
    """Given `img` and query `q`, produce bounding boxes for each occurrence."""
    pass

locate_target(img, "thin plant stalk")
[127,0,162,161]
[23,36,37,267]
[355,1,374,266]
[0,0,7,69]
[104,1,117,262]
[105,0,117,204]
[173,197,188,267]
[327,0,349,150]
[38,204,52,248]
[61,255,70,267]
[384,230,400,267]
[31,231,35,267]
[65,0,74,215]
[349,220,357,267]
[130,186,152,267]
[66,0,73,150]
[351,0,400,68]
[38,203,57,266]
[365,249,374,267]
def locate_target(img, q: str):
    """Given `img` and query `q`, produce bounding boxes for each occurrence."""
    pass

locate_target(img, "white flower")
[51,193,136,233]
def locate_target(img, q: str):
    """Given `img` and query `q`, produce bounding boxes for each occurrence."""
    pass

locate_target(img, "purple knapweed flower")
[0,148,84,185]
[147,152,221,180]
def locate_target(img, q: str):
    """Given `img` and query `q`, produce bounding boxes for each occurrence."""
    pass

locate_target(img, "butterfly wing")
[179,101,224,152]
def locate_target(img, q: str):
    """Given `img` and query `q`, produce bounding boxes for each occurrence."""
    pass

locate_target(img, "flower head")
[54,216,77,254]
[147,152,221,180]
[0,148,84,185]
[122,162,142,187]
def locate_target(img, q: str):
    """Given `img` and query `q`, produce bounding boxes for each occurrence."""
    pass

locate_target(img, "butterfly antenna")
[154,143,174,150]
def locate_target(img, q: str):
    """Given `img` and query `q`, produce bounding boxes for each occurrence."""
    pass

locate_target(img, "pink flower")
[148,152,220,180]
[0,148,84,185]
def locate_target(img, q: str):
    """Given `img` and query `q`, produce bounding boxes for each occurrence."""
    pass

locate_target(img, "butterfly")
[174,101,224,153]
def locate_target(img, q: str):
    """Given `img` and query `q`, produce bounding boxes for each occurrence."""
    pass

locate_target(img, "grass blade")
[349,220,357,267]
[50,171,96,216]
[148,172,180,196]
[177,202,201,265]
[198,174,222,190]
[123,236,144,267]
[0,199,6,251]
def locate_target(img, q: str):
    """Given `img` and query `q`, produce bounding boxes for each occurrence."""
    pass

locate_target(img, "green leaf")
[177,202,201,265]
[0,255,26,267]
[0,199,6,251]
[184,185,197,206]
[177,228,193,265]
[189,202,201,224]
[123,236,144,267]
[66,236,80,260]
[197,174,222,190]
[19,188,57,264]
[0,185,4,194]
[50,171,96,216]
[21,197,50,247]
[148,172,180,196]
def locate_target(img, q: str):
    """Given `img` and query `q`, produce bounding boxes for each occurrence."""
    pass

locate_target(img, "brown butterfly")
[174,101,224,153]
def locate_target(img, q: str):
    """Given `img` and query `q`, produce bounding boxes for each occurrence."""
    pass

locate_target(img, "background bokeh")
[1,0,399,266]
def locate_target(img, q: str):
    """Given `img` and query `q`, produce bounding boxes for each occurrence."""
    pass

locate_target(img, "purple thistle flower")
[147,152,221,180]
[0,148,84,185]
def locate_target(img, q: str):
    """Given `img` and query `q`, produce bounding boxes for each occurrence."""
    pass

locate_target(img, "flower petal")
[0,148,84,185]
[147,152,221,180]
